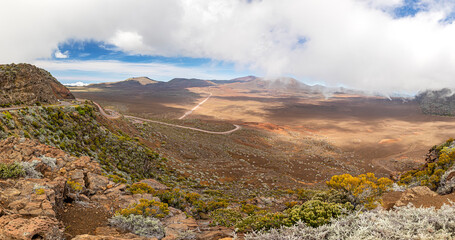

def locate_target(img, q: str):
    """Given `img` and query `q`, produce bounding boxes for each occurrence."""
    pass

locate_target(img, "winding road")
[125,115,241,135]
[0,98,241,135]
[83,99,241,135]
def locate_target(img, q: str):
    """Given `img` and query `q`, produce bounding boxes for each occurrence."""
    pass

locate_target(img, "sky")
[1,0,455,94]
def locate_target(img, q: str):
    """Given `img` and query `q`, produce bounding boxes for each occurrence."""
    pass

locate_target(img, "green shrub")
[0,162,25,178]
[156,188,187,209]
[286,200,353,227]
[241,203,260,215]
[399,139,455,190]
[108,174,128,184]
[236,210,289,232]
[119,199,169,219]
[209,208,243,227]
[129,182,155,194]
[66,180,83,192]
[109,214,165,239]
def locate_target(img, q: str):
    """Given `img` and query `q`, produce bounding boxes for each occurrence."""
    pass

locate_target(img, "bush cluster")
[119,199,169,219]
[128,182,155,194]
[155,188,228,218]
[0,104,169,182]
[399,138,455,190]
[326,173,393,209]
[66,180,83,192]
[0,162,25,178]
[109,214,165,239]
[246,203,455,240]
[210,200,351,232]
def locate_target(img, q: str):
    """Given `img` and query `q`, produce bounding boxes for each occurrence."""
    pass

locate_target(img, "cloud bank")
[1,0,455,93]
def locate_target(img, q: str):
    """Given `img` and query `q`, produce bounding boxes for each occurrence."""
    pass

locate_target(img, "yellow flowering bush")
[129,182,155,194]
[66,180,83,192]
[398,139,455,190]
[326,173,393,209]
[119,199,169,219]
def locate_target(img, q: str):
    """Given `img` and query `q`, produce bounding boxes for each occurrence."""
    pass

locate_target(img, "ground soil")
[57,202,111,239]
[383,191,455,209]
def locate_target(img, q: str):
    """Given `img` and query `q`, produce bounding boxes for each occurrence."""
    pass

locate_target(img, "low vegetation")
[118,199,169,219]
[246,203,455,239]
[109,214,165,239]
[0,162,25,179]
[327,173,393,209]
[399,138,455,190]
[0,104,169,182]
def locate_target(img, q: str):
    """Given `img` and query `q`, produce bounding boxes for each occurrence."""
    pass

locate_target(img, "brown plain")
[70,80,455,190]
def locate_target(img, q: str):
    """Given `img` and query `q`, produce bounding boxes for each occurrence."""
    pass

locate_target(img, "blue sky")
[2,0,455,92]
[40,40,256,84]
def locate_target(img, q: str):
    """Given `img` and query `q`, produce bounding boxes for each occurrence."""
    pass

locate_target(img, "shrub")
[0,162,25,178]
[326,173,393,209]
[246,203,455,240]
[35,188,45,195]
[129,182,155,194]
[119,199,169,219]
[109,214,165,239]
[285,200,353,227]
[236,211,289,232]
[2,111,12,120]
[156,188,187,209]
[241,203,260,215]
[67,180,83,192]
[108,174,127,184]
[399,140,455,190]
[209,208,243,227]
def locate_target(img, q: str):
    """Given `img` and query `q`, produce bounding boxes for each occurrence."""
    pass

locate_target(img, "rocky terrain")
[0,63,74,106]
[416,88,455,116]
[0,137,234,240]
[5,64,455,239]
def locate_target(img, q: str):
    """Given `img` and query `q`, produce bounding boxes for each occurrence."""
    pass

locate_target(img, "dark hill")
[416,88,455,116]
[0,63,74,106]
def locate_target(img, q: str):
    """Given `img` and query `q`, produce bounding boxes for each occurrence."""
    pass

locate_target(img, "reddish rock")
[0,214,63,240]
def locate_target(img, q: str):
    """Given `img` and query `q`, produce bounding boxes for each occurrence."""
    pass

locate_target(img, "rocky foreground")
[0,137,232,240]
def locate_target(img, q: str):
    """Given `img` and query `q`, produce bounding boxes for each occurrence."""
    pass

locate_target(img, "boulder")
[0,214,63,240]
[86,172,110,194]
[437,165,455,195]
[395,186,438,207]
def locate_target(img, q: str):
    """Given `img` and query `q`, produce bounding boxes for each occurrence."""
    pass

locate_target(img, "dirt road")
[1,99,241,135]
[178,92,212,120]
[86,99,241,135]
[126,115,241,135]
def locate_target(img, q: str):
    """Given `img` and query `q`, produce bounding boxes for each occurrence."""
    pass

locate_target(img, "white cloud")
[54,50,69,59]
[63,81,89,87]
[2,0,455,93]
[108,31,150,53]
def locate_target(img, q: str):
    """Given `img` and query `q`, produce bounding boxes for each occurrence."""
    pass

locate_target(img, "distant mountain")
[416,88,455,116]
[164,78,215,89]
[89,76,158,88]
[83,75,365,96]
[0,63,74,106]
[88,77,214,90]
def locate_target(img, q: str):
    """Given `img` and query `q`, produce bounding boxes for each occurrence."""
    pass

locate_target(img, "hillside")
[89,76,158,89]
[0,63,74,106]
[416,88,455,116]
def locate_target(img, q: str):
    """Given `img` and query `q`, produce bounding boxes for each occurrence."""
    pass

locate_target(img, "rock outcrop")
[0,63,74,106]
[0,138,232,240]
